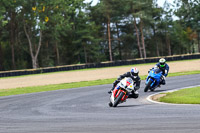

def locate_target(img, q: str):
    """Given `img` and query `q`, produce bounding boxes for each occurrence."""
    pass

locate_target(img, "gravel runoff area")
[0,59,200,89]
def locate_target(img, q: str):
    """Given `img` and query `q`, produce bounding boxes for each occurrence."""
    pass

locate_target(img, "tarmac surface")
[0,74,200,133]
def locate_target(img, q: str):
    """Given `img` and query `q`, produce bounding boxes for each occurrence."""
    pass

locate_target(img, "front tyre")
[113,92,125,107]
[108,102,113,107]
[144,80,153,92]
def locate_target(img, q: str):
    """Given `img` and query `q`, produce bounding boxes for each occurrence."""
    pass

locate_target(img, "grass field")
[159,86,200,104]
[0,70,200,97]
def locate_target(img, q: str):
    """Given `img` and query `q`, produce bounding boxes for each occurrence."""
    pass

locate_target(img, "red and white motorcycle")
[109,77,136,107]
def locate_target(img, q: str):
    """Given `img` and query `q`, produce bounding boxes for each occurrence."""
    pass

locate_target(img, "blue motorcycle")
[144,68,162,92]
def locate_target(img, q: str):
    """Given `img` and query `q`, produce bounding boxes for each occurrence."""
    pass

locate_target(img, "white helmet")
[159,58,166,67]
[131,67,139,78]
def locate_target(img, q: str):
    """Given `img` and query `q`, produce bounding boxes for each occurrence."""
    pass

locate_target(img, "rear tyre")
[144,80,153,92]
[113,92,125,107]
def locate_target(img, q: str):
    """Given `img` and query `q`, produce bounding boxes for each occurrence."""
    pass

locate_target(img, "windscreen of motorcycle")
[125,77,133,86]
[154,68,162,74]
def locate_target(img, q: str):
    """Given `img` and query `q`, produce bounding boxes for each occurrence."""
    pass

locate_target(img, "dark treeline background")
[0,0,199,71]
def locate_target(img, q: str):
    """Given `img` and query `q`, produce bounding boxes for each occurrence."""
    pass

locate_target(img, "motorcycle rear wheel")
[113,92,125,107]
[144,80,153,92]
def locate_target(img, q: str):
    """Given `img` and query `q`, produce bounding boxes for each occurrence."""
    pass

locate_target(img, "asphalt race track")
[0,74,200,133]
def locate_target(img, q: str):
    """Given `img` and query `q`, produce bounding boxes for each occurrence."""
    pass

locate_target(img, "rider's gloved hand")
[148,69,152,73]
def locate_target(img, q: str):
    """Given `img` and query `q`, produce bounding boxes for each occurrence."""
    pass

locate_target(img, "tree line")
[0,0,199,71]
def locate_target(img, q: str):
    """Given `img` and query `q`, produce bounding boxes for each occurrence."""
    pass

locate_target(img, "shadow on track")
[116,105,141,108]
[146,89,167,93]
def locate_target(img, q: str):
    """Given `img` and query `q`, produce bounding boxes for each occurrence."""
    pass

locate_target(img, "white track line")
[146,85,200,105]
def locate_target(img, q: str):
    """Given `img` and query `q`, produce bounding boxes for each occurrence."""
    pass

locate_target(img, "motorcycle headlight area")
[120,82,126,88]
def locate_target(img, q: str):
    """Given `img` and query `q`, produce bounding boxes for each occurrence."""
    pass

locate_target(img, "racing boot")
[108,80,119,94]
[160,76,166,85]
[108,90,112,94]
[108,86,114,94]
[128,90,139,99]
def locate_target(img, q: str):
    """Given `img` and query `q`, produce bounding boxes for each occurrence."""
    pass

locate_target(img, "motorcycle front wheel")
[144,80,153,92]
[113,92,125,107]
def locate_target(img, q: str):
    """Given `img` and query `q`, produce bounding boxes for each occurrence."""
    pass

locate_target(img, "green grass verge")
[0,78,115,96]
[0,70,200,97]
[159,86,200,104]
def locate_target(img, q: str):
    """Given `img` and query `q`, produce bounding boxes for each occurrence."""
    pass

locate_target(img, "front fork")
[113,88,127,101]
[146,78,155,88]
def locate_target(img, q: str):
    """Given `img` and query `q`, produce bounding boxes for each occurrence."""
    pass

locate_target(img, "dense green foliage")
[0,0,199,70]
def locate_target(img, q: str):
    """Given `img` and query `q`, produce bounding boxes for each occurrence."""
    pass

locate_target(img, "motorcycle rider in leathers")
[154,58,169,85]
[108,67,141,98]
